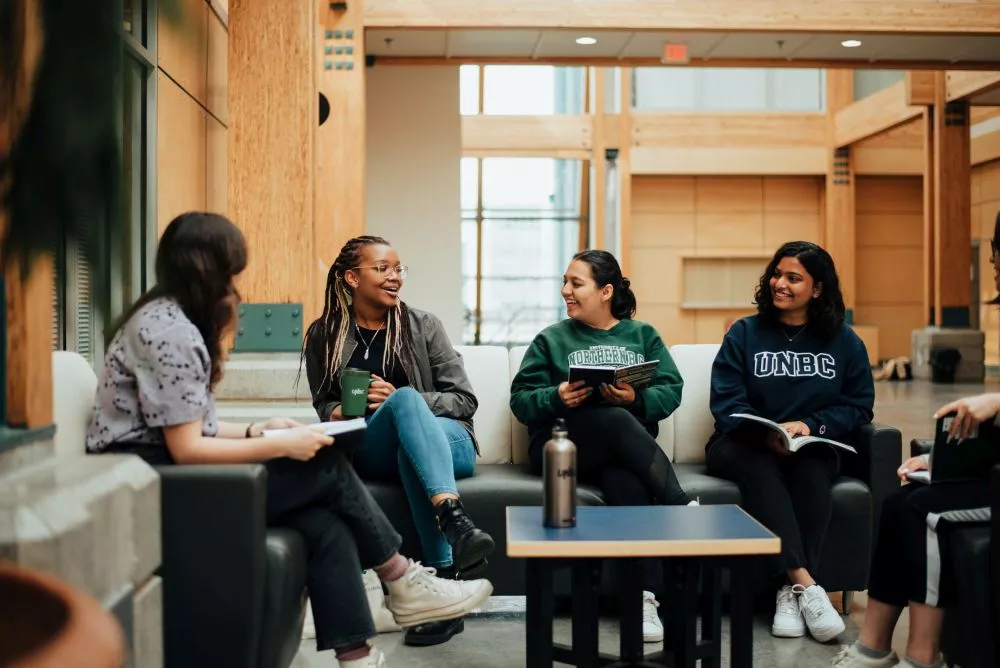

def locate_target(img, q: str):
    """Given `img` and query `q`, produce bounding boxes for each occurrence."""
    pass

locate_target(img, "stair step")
[216,400,318,425]
[216,353,310,401]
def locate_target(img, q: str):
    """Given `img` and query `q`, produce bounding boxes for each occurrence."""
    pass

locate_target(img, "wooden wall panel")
[206,9,228,123]
[158,0,208,104]
[630,175,821,345]
[855,176,924,359]
[972,160,1000,365]
[207,115,228,214]
[229,0,314,307]
[157,72,207,234]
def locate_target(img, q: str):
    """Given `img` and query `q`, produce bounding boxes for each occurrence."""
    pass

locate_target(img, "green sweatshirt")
[510,318,684,432]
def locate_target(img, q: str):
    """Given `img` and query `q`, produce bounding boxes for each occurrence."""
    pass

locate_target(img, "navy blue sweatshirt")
[709,315,875,442]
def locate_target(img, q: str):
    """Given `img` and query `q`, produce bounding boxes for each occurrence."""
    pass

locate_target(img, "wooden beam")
[853,148,923,175]
[371,55,1000,72]
[933,72,972,327]
[592,68,606,250]
[315,1,367,320]
[229,0,315,313]
[630,147,826,175]
[363,0,1000,34]
[618,68,633,275]
[462,148,591,159]
[825,70,856,313]
[946,71,1000,102]
[972,125,1000,165]
[633,113,826,147]
[834,81,923,147]
[461,114,592,153]
[922,108,935,326]
[906,71,936,106]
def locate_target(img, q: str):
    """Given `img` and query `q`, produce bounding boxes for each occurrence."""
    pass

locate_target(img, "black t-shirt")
[347,325,410,391]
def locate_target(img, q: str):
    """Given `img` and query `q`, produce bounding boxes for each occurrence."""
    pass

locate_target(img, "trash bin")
[929,347,962,383]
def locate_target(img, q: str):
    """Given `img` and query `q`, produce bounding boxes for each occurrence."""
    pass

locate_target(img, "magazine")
[729,413,857,454]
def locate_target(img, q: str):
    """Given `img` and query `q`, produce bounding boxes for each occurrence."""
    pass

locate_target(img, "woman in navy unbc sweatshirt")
[707,241,875,645]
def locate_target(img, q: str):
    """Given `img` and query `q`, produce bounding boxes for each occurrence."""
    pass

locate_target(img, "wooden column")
[932,71,972,327]
[825,70,856,321]
[618,68,633,275]
[315,0,366,319]
[2,0,52,429]
[922,107,936,325]
[591,67,606,250]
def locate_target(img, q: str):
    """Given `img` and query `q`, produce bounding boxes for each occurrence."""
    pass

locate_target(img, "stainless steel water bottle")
[543,418,577,528]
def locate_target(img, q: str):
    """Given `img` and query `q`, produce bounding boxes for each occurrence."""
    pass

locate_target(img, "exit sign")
[662,43,689,64]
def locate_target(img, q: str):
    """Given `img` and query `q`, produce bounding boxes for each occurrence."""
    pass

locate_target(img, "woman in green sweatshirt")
[510,249,692,643]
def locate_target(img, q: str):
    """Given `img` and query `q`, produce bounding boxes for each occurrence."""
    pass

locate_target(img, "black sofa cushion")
[943,526,994,668]
[259,529,308,668]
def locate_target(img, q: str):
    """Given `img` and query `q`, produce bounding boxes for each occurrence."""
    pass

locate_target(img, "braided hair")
[299,235,417,397]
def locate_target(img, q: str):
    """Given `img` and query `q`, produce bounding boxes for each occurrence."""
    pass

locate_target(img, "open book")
[730,413,857,454]
[262,417,367,438]
[569,360,659,391]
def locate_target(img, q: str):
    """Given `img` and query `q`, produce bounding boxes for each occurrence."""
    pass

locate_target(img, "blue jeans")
[353,387,477,568]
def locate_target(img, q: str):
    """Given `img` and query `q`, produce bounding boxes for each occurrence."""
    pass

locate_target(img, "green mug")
[341,368,372,417]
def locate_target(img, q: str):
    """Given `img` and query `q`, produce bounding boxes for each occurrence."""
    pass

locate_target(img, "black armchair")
[157,465,307,668]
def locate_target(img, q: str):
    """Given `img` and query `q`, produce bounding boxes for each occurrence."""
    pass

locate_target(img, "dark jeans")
[529,406,690,596]
[869,481,990,608]
[705,433,839,578]
[122,441,402,650]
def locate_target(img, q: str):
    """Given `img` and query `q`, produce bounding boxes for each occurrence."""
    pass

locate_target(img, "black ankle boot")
[402,566,465,647]
[435,498,495,577]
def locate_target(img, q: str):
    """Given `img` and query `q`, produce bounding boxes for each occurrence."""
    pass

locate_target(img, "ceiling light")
[576,36,597,45]
[841,39,862,48]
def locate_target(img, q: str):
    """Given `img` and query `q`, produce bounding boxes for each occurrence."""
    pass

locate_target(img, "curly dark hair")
[108,212,248,389]
[754,241,845,336]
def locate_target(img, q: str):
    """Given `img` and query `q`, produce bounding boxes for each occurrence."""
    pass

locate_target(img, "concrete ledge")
[216,353,311,401]
[216,399,319,425]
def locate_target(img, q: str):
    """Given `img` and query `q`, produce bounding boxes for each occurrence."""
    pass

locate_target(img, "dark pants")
[869,481,990,608]
[530,406,690,595]
[705,434,840,577]
[264,446,403,650]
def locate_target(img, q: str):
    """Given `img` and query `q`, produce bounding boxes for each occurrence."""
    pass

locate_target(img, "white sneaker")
[642,591,664,643]
[364,570,401,633]
[771,585,806,638]
[832,643,899,667]
[800,584,845,642]
[338,646,386,668]
[384,561,493,627]
[302,598,316,639]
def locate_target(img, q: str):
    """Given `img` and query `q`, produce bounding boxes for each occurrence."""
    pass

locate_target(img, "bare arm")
[164,420,333,465]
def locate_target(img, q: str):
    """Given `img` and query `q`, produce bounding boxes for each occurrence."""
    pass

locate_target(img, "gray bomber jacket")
[304,307,479,452]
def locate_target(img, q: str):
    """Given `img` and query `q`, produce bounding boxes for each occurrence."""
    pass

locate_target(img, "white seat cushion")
[455,345,512,464]
[667,344,722,464]
[508,346,530,465]
[52,351,98,459]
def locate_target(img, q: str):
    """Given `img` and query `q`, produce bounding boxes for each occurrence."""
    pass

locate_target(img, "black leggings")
[869,481,990,608]
[529,406,690,506]
[705,433,840,577]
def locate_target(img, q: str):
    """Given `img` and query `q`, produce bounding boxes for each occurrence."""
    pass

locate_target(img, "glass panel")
[460,65,480,115]
[634,67,824,111]
[854,70,905,101]
[482,66,586,115]
[462,158,582,346]
[123,0,143,41]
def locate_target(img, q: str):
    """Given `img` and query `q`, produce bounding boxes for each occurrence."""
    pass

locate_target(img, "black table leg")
[572,560,601,668]
[729,558,755,668]
[671,560,699,668]
[526,559,555,668]
[700,560,723,668]
[617,558,644,663]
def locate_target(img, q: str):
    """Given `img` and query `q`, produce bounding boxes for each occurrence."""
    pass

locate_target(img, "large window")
[52,0,155,359]
[461,158,582,346]
[633,68,826,112]
[460,65,586,116]
[854,70,905,101]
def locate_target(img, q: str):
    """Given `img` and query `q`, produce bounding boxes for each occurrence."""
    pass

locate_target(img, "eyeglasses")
[352,264,409,279]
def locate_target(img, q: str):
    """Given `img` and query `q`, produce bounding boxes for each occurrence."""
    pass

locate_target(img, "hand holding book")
[599,381,635,406]
[731,413,856,455]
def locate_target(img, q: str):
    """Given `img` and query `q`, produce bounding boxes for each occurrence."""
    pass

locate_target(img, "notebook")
[906,414,998,485]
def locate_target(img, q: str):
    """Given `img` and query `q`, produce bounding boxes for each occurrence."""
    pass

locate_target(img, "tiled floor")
[292,377,999,667]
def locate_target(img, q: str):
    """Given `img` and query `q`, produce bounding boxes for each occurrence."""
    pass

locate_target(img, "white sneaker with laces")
[771,585,806,638]
[800,584,845,642]
[364,569,402,633]
[384,561,493,627]
[831,643,898,667]
[338,646,386,668]
[642,591,664,643]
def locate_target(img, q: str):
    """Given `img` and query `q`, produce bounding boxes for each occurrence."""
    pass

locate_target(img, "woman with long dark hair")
[510,249,693,643]
[304,235,493,647]
[707,240,875,645]
[87,214,491,668]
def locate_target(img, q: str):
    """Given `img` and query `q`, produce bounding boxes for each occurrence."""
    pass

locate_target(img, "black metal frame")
[524,556,757,668]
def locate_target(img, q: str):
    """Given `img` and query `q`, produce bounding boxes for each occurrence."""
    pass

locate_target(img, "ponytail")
[612,276,637,320]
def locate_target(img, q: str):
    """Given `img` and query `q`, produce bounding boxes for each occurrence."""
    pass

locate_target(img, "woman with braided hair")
[304,235,494,648]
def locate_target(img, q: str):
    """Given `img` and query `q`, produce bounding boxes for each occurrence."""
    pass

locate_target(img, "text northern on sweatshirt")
[510,318,683,434]
[710,314,875,442]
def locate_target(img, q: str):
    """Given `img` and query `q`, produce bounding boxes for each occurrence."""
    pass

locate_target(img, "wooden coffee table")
[507,505,781,668]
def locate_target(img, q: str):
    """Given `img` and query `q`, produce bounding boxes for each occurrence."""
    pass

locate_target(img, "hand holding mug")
[368,375,396,411]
